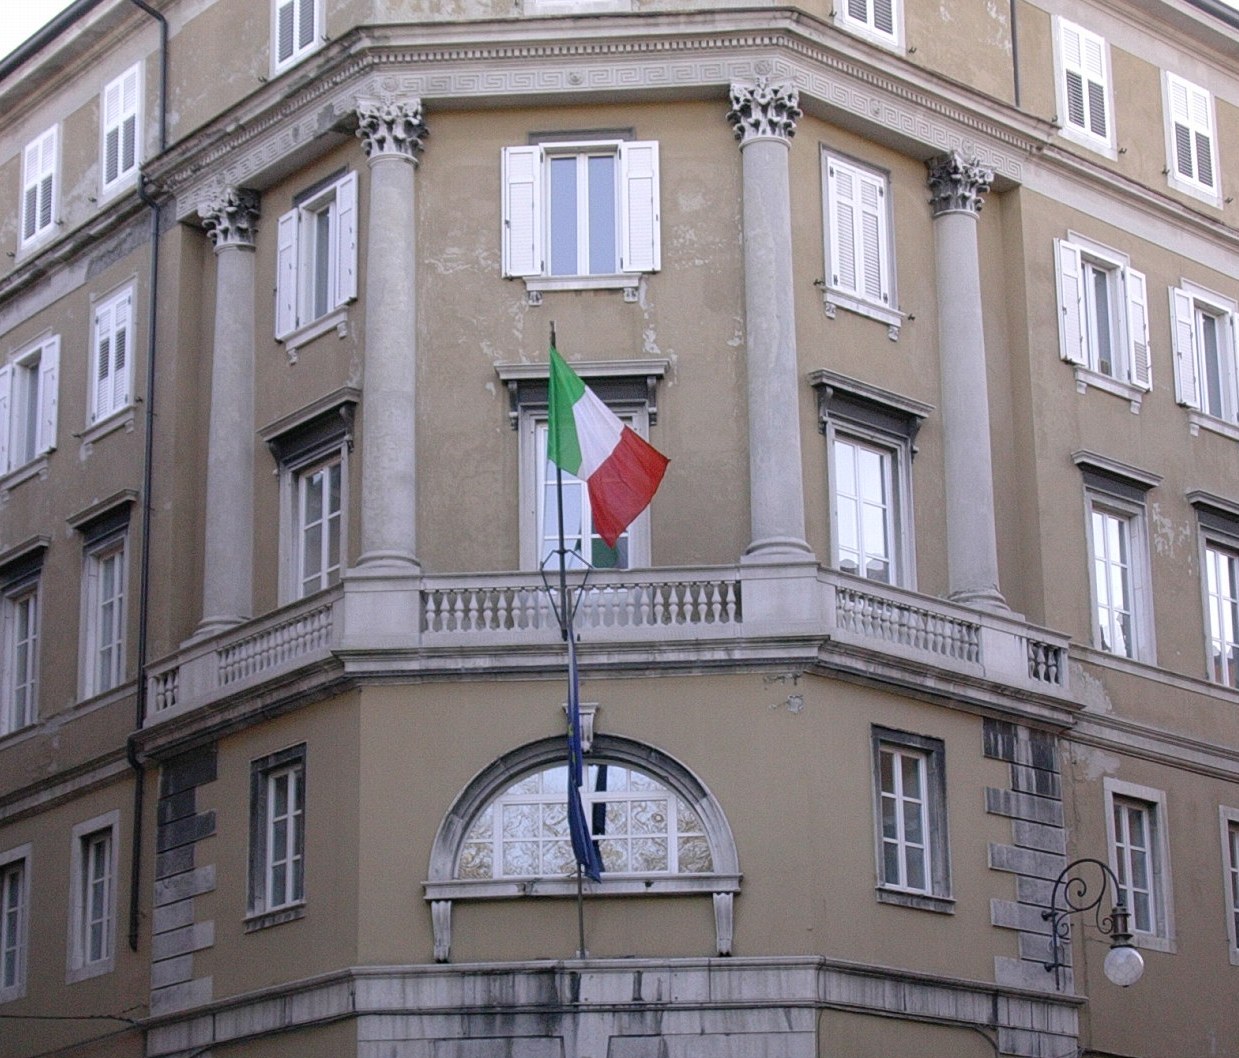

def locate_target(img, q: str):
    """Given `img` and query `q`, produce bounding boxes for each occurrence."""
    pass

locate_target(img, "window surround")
[832,0,902,51]
[247,744,307,932]
[496,359,667,571]
[20,125,58,250]
[1054,233,1150,410]
[424,733,741,962]
[870,726,952,913]
[1170,279,1239,442]
[1103,778,1174,953]
[1075,452,1160,663]
[69,492,135,702]
[820,148,902,337]
[0,843,31,1003]
[1220,805,1239,967]
[100,63,142,198]
[271,0,325,75]
[261,388,358,605]
[1,539,47,739]
[1188,491,1239,689]
[1052,18,1116,158]
[89,283,136,428]
[811,370,930,592]
[0,333,59,487]
[66,810,120,982]
[1162,71,1219,207]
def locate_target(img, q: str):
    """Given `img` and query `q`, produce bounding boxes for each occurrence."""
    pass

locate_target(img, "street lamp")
[1042,857,1145,990]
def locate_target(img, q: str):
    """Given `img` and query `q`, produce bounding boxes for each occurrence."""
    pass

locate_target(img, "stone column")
[354,97,427,571]
[927,151,1006,610]
[728,78,813,562]
[195,188,260,635]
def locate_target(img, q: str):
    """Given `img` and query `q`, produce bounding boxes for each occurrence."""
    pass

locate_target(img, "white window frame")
[502,138,660,296]
[247,745,306,929]
[100,63,141,197]
[275,171,357,348]
[1203,540,1239,689]
[271,0,323,74]
[833,0,901,50]
[821,149,900,334]
[1221,805,1239,966]
[1163,72,1219,206]
[90,287,134,426]
[81,531,128,699]
[829,429,905,588]
[20,126,58,249]
[2,577,40,737]
[1053,18,1115,155]
[292,452,344,600]
[1170,280,1239,441]
[1103,779,1174,952]
[0,335,59,480]
[871,727,951,913]
[0,844,31,1003]
[67,811,119,982]
[1054,234,1150,405]
[1085,493,1153,661]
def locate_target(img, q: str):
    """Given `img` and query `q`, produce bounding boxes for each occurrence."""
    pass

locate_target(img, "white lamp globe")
[1103,944,1145,987]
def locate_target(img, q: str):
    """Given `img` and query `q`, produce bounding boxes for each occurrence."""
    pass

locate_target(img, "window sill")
[424,872,741,902]
[832,17,902,52]
[1132,932,1175,955]
[278,307,350,363]
[876,886,955,914]
[1058,126,1118,161]
[522,274,643,305]
[0,455,49,492]
[821,289,902,340]
[66,957,115,984]
[244,903,306,933]
[1167,175,1221,209]
[1073,365,1144,412]
[79,408,136,449]
[1187,410,1239,443]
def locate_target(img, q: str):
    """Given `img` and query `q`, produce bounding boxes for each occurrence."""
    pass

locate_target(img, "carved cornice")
[926,151,993,217]
[356,97,428,161]
[198,188,261,249]
[727,76,801,144]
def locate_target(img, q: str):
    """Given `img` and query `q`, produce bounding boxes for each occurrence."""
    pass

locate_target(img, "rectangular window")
[91,288,134,424]
[1171,282,1239,431]
[67,812,119,981]
[101,64,141,194]
[1222,807,1239,965]
[832,434,896,584]
[0,846,30,1001]
[871,728,950,912]
[2,581,39,736]
[1104,780,1172,948]
[83,535,127,698]
[296,454,342,597]
[1087,498,1155,660]
[248,745,307,926]
[0,336,60,475]
[273,0,321,72]
[275,171,357,342]
[1054,236,1150,391]
[21,126,57,247]
[1204,543,1239,688]
[1055,19,1112,151]
[835,0,900,48]
[1164,72,1218,202]
[502,139,660,290]
[821,151,896,331]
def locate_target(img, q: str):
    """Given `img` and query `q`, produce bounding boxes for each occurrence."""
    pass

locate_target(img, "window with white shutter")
[91,289,134,424]
[0,337,59,476]
[274,171,358,344]
[821,150,899,333]
[1169,281,1239,435]
[836,0,900,48]
[101,64,141,195]
[20,127,57,248]
[1056,19,1113,152]
[501,140,661,296]
[272,0,321,73]
[1165,73,1219,203]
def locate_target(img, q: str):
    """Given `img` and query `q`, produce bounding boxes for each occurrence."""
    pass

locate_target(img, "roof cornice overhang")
[145,8,1055,224]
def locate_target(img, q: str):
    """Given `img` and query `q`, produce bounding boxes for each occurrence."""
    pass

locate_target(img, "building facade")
[1,1,1237,1056]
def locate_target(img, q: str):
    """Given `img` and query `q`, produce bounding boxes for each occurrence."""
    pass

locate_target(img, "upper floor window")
[1191,494,1239,688]
[275,171,357,346]
[70,497,132,701]
[1055,235,1150,401]
[1171,281,1238,438]
[91,287,134,425]
[821,150,898,334]
[68,812,119,982]
[2,580,39,737]
[0,844,30,1002]
[1222,806,1239,966]
[21,126,58,248]
[247,744,307,930]
[1054,19,1113,153]
[834,0,900,49]
[1164,73,1219,205]
[272,0,322,73]
[1104,779,1173,951]
[101,64,141,195]
[501,139,660,295]
[0,336,59,478]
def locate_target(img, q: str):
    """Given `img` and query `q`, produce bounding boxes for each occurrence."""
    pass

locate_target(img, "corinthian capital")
[727,77,801,145]
[926,151,994,216]
[356,98,428,162]
[198,188,260,249]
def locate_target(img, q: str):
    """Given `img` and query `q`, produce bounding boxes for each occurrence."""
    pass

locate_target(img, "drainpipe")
[1009,0,1020,109]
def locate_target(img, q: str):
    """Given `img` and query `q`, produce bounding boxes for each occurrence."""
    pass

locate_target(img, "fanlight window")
[458,762,713,880]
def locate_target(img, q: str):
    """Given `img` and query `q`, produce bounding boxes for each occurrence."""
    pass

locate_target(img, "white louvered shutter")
[1054,239,1086,365]
[333,171,358,306]
[103,67,139,187]
[828,160,858,295]
[111,294,131,413]
[619,141,660,274]
[502,146,543,278]
[276,209,300,339]
[1170,287,1200,408]
[22,128,57,242]
[1125,269,1151,390]
[38,337,59,455]
[1060,22,1109,141]
[828,159,889,305]
[94,302,114,421]
[276,0,296,63]
[1167,75,1215,191]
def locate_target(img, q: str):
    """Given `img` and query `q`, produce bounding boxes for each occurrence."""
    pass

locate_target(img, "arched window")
[424,735,740,962]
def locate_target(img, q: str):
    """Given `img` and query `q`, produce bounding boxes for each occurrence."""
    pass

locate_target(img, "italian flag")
[548,346,669,549]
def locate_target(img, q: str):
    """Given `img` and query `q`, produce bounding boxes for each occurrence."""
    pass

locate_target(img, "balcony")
[144,564,1073,730]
